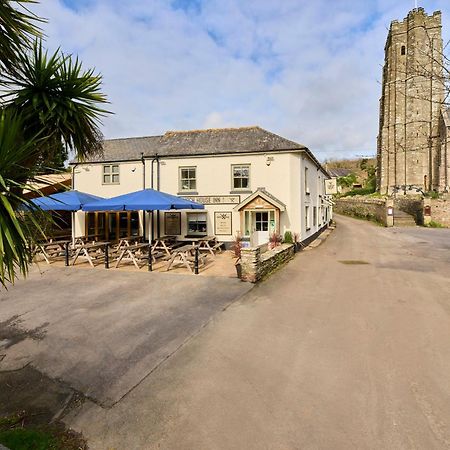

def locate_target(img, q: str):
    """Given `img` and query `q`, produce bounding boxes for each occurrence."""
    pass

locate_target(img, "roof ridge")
[163,126,260,135]
[104,135,163,142]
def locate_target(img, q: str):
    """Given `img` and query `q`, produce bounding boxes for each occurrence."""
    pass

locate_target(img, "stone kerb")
[240,243,294,283]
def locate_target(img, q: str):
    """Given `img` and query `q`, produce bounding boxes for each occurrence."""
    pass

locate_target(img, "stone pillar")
[240,247,260,283]
[385,199,394,227]
[423,201,432,225]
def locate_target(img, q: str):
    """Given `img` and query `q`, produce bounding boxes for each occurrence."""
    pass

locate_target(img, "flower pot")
[235,262,242,279]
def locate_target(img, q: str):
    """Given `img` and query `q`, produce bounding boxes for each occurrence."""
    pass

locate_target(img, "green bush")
[283,231,293,244]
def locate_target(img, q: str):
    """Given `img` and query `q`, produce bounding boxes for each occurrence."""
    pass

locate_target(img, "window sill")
[178,191,198,195]
[230,190,252,194]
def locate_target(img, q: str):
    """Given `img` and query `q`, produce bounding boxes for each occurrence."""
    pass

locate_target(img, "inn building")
[71,126,332,245]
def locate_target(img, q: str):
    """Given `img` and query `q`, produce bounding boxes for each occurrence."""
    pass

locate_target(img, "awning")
[82,188,205,211]
[31,190,105,211]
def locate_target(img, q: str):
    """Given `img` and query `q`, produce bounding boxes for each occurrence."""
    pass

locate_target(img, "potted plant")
[232,233,242,278]
[268,232,282,250]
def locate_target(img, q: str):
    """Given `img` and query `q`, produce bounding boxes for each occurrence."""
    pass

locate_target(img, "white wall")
[72,152,331,242]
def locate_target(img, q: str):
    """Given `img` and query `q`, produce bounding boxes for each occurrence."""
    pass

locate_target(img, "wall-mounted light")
[266,156,274,166]
[131,167,136,172]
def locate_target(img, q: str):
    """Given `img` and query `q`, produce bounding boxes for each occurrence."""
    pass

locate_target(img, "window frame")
[186,212,207,236]
[305,205,310,231]
[231,164,251,191]
[102,164,120,185]
[304,166,310,194]
[179,166,197,192]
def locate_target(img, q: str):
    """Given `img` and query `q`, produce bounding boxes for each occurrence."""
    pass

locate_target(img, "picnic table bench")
[165,245,207,273]
[71,242,110,267]
[32,239,71,264]
[115,243,164,269]
[180,235,224,257]
[152,235,185,257]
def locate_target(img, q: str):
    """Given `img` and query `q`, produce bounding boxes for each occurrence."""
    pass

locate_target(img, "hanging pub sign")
[182,195,240,205]
[214,212,233,235]
[325,178,338,195]
[165,212,181,235]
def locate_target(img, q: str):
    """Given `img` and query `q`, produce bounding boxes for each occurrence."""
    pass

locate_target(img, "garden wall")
[240,243,294,283]
[425,197,450,227]
[334,197,393,226]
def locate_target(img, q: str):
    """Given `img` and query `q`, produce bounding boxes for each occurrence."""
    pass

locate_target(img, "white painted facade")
[72,143,331,245]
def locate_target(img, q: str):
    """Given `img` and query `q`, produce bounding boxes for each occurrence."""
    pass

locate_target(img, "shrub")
[268,232,282,249]
[283,231,293,244]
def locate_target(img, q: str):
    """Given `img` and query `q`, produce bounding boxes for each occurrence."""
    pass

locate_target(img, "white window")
[305,167,310,194]
[180,167,196,191]
[305,205,310,230]
[232,165,250,190]
[187,212,207,235]
[103,164,119,184]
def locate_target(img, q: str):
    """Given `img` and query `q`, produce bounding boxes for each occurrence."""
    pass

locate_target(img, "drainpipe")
[141,152,146,239]
[71,163,79,246]
[150,154,159,241]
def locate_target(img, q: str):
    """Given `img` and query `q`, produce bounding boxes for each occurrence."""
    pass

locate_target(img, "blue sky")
[34,0,450,160]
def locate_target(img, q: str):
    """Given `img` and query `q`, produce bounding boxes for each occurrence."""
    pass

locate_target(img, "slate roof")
[83,126,306,163]
[327,168,353,178]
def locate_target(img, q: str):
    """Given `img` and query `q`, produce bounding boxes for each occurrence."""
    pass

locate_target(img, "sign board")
[325,178,338,195]
[164,212,181,235]
[214,211,232,235]
[182,195,240,205]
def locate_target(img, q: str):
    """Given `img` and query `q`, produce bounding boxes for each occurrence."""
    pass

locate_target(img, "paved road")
[67,215,450,449]
[0,267,251,407]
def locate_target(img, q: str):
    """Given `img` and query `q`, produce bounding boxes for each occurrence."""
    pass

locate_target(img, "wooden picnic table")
[115,242,165,270]
[165,244,206,273]
[73,234,104,246]
[116,235,143,249]
[72,241,110,267]
[33,239,71,264]
[152,235,183,257]
[180,235,223,257]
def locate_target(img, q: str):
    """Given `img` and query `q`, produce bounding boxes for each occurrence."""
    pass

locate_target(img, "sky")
[32,0,450,161]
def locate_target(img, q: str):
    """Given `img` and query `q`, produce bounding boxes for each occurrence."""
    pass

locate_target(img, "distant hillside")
[324,157,377,194]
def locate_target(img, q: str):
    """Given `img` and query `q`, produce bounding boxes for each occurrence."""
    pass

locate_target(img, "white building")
[71,126,332,246]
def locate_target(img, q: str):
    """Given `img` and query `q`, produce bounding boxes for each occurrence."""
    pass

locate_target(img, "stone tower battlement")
[377,8,447,194]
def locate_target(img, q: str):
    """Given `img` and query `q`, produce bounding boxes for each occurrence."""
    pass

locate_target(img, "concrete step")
[394,210,416,226]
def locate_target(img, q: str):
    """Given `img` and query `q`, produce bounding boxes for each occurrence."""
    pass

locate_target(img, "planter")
[234,260,242,279]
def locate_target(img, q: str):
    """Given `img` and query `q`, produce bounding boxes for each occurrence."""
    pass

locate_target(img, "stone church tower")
[377,8,449,194]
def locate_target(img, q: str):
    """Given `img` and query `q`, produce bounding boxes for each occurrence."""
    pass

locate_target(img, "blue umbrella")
[82,188,204,212]
[31,190,105,211]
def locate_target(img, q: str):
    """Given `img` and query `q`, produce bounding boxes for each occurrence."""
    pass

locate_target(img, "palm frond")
[0,109,47,287]
[3,40,111,162]
[0,0,44,72]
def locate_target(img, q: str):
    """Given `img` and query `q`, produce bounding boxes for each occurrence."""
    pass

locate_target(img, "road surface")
[66,215,450,449]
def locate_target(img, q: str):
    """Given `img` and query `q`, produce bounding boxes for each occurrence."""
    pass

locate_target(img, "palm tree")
[0,0,43,72]
[0,3,110,286]
[0,110,45,286]
[2,41,110,166]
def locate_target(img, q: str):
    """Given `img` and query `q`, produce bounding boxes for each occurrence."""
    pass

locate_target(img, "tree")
[0,1,110,286]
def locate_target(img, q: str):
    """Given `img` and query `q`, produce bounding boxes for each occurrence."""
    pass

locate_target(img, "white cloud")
[32,0,450,161]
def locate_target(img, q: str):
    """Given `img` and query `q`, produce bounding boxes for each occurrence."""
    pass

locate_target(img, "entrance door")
[253,211,269,245]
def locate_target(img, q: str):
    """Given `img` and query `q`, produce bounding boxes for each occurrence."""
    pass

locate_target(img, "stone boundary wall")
[426,197,450,227]
[240,243,294,283]
[334,197,393,226]
[394,196,423,224]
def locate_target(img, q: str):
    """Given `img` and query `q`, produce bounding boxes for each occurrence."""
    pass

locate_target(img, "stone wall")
[240,243,294,283]
[334,197,394,226]
[394,196,424,224]
[425,197,450,227]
